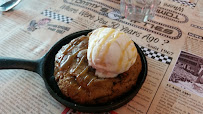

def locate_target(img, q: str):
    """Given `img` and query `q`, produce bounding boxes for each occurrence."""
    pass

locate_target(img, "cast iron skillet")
[0,30,147,113]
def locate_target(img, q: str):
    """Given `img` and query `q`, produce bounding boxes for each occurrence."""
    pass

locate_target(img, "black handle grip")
[0,57,40,74]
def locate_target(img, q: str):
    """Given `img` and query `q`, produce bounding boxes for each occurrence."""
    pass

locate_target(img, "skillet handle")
[0,57,40,74]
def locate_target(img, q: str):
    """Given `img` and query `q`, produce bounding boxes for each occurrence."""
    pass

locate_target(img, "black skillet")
[0,30,148,113]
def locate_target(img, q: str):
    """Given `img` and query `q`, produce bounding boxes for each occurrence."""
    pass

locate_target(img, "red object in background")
[61,107,70,114]
[110,111,118,114]
[61,107,118,114]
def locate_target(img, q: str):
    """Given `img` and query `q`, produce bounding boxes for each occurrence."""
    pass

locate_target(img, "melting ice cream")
[87,27,138,78]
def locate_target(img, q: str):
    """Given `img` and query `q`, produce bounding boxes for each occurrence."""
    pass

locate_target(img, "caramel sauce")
[95,29,115,58]
[55,36,98,88]
[117,40,133,72]
[60,50,81,70]
[100,32,123,63]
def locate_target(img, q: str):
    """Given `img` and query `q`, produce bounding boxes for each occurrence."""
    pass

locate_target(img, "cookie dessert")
[54,27,142,104]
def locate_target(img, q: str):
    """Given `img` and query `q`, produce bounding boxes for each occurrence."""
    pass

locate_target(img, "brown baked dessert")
[54,29,142,104]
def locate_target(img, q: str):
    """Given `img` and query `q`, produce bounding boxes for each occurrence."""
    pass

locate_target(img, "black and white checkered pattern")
[139,46,173,64]
[41,10,73,23]
[172,0,196,8]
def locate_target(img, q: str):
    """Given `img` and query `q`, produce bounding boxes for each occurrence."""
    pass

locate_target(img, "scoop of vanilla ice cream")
[87,27,138,78]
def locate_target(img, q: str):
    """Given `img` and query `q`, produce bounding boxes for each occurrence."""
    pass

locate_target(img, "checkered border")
[172,0,197,8]
[41,10,73,23]
[139,46,173,64]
